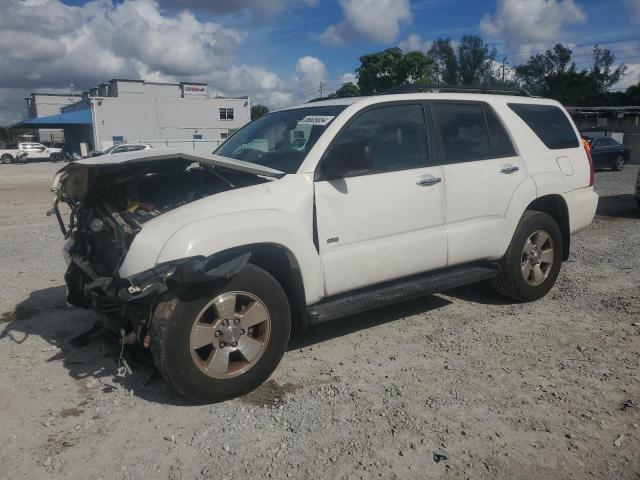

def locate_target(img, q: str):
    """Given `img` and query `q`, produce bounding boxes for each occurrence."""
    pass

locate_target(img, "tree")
[356,47,434,94]
[457,35,497,85]
[427,36,497,85]
[428,39,458,85]
[515,43,627,104]
[356,47,406,95]
[590,45,627,92]
[251,104,269,120]
[515,44,574,95]
[334,82,360,98]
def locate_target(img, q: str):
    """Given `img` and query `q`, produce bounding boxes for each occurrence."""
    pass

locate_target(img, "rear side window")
[482,105,516,157]
[508,103,579,149]
[432,102,490,163]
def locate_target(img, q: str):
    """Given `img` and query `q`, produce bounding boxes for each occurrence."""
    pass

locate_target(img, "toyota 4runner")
[51,92,598,402]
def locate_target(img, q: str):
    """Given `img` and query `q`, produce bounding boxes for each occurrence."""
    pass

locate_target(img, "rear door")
[590,138,612,167]
[315,102,447,296]
[430,101,527,266]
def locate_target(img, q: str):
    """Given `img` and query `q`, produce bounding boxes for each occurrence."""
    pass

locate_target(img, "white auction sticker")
[299,115,335,126]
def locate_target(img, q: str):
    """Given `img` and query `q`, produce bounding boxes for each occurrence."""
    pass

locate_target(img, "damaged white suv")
[52,91,598,402]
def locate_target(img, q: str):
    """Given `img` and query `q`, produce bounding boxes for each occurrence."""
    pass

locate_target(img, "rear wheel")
[613,155,625,171]
[492,211,563,302]
[1,154,13,164]
[150,264,291,403]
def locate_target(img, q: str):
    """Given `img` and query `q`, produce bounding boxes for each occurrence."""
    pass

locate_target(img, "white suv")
[51,92,598,402]
[19,142,63,161]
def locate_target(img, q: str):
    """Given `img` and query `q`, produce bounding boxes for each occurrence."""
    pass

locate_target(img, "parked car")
[0,144,28,164]
[18,142,64,162]
[583,136,630,171]
[89,143,152,157]
[51,92,598,402]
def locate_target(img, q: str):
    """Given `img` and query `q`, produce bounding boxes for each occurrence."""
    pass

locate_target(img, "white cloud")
[614,63,640,89]
[625,0,640,22]
[0,0,328,123]
[480,0,587,50]
[318,0,412,45]
[158,0,316,17]
[340,72,357,84]
[398,33,431,53]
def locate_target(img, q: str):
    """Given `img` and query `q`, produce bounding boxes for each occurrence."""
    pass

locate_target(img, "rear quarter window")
[508,103,579,149]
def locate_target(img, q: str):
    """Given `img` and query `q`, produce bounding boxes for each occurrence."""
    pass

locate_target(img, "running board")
[307,264,498,325]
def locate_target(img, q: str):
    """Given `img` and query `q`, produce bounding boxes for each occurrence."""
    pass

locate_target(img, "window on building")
[220,132,229,140]
[219,108,234,121]
[432,102,491,163]
[508,103,579,149]
[330,103,429,174]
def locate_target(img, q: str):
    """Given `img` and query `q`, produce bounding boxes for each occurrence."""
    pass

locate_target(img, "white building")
[19,79,251,156]
[25,92,83,144]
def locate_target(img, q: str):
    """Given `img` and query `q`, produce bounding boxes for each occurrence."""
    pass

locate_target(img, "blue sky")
[1,0,639,123]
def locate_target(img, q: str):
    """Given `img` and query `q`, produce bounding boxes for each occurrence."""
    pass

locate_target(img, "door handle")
[500,165,520,174]
[416,176,442,186]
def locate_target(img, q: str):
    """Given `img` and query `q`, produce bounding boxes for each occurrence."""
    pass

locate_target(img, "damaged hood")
[52,148,284,192]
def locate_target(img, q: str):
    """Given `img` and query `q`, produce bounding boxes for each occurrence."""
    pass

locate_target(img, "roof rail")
[384,84,532,97]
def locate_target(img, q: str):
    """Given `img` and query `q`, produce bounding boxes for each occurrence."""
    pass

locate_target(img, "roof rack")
[384,84,532,97]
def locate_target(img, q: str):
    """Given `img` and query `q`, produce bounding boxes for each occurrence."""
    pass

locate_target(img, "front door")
[314,103,447,297]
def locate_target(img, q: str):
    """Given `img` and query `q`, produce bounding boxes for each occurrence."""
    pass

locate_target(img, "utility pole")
[501,56,506,83]
[318,80,326,99]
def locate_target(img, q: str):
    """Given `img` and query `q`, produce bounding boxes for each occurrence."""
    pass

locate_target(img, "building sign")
[182,84,207,97]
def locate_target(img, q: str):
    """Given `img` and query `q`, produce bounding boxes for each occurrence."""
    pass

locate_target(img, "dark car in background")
[583,136,630,171]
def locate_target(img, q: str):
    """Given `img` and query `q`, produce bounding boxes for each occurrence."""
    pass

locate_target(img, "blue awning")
[14,109,92,127]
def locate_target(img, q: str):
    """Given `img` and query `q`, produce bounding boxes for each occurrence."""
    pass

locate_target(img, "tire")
[150,263,291,403]
[613,155,625,171]
[1,154,13,164]
[491,211,563,302]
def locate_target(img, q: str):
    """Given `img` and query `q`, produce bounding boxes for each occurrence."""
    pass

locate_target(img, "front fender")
[145,210,324,304]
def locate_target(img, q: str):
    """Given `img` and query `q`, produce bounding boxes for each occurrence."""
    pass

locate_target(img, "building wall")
[87,96,250,152]
[110,80,182,99]
[28,93,82,144]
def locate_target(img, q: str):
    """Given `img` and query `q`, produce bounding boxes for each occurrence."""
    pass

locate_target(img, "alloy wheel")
[521,230,554,287]
[189,291,271,379]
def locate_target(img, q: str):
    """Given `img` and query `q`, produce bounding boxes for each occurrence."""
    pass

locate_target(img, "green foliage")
[356,47,435,94]
[428,39,458,85]
[457,35,497,85]
[514,43,628,104]
[334,82,360,98]
[251,104,269,120]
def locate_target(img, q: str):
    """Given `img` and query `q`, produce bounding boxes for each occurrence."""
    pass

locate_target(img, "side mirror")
[320,141,374,180]
[39,146,46,151]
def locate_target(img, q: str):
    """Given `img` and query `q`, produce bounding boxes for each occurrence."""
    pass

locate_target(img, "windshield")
[215,105,348,173]
[102,145,117,154]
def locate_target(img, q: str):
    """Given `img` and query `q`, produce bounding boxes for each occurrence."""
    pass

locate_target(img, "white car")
[51,91,598,402]
[0,144,28,164]
[90,143,152,157]
[19,142,63,161]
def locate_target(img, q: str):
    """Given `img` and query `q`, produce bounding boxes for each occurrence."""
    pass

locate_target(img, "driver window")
[332,104,429,174]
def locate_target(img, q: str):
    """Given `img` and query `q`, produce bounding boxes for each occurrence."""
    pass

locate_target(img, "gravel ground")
[0,162,639,480]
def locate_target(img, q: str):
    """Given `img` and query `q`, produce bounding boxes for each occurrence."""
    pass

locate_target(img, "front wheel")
[1,154,13,164]
[150,264,291,403]
[492,211,563,302]
[613,155,625,171]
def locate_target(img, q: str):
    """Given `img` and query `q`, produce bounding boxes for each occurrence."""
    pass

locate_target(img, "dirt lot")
[0,162,639,480]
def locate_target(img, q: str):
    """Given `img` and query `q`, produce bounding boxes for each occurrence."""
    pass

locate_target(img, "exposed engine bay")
[52,154,276,341]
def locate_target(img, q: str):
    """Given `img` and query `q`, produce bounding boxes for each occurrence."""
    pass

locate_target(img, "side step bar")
[307,264,498,325]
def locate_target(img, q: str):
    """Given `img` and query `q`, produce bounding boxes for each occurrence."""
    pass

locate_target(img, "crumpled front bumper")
[64,247,251,314]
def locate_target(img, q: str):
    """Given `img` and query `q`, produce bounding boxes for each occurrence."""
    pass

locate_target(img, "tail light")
[581,139,594,187]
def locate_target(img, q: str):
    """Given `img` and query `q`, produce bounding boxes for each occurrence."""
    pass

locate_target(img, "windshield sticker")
[299,115,335,126]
